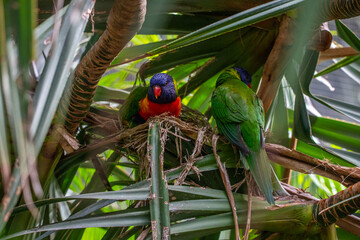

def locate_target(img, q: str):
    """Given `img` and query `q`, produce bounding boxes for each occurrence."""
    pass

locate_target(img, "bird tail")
[271,168,289,197]
[241,149,276,204]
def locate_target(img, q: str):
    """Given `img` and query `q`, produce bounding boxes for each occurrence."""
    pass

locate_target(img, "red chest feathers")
[139,96,181,120]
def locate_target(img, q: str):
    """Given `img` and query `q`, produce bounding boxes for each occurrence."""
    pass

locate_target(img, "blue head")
[148,73,177,104]
[233,67,252,88]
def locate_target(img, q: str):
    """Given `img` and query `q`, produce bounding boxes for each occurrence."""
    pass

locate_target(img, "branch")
[318,0,360,22]
[319,47,359,62]
[313,181,360,227]
[265,143,360,187]
[336,215,360,236]
[282,182,360,237]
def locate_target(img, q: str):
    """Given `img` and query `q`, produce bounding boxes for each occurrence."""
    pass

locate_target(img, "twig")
[244,172,252,240]
[56,126,81,153]
[232,178,246,192]
[176,128,206,185]
[91,156,112,191]
[136,227,151,240]
[212,134,241,240]
[281,136,297,184]
[319,47,358,62]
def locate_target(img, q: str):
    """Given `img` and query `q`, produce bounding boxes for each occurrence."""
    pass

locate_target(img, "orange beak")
[153,85,161,99]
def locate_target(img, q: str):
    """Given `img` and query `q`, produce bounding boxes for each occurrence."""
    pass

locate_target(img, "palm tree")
[1,0,360,239]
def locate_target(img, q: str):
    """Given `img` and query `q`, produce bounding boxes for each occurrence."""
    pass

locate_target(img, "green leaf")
[296,140,356,167]
[0,166,21,233]
[35,5,68,58]
[299,50,320,95]
[139,14,219,35]
[167,58,211,83]
[148,123,171,239]
[0,3,11,217]
[314,55,360,78]
[82,228,107,240]
[99,66,138,89]
[0,0,37,230]
[170,204,313,238]
[285,55,312,143]
[2,209,151,240]
[309,115,360,152]
[342,58,360,85]
[101,226,142,240]
[327,147,360,167]
[178,27,274,97]
[146,0,305,56]
[15,187,293,240]
[316,95,360,123]
[36,181,150,240]
[12,188,150,215]
[168,186,227,199]
[288,48,359,126]
[288,110,360,166]
[336,227,360,240]
[335,20,360,52]
[93,86,130,102]
[294,50,319,143]
[139,29,242,79]
[69,184,148,204]
[31,0,95,154]
[186,74,219,114]
[266,80,290,147]
[44,154,241,238]
[111,39,173,65]
[293,90,312,142]
[169,197,266,213]
[17,0,35,74]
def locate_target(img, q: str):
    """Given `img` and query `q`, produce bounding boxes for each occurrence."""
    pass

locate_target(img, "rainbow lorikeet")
[211,67,285,204]
[119,73,181,127]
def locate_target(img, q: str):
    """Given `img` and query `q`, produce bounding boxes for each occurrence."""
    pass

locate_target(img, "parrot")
[119,73,181,127]
[211,67,285,204]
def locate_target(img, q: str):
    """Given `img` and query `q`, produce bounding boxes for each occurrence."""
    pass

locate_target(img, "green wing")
[211,73,262,153]
[211,86,249,154]
[118,86,148,126]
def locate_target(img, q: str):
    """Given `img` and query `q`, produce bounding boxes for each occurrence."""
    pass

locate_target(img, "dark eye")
[165,82,168,86]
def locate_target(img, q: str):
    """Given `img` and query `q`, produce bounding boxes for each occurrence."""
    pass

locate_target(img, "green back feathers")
[118,86,148,127]
[212,69,264,153]
[215,68,241,88]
